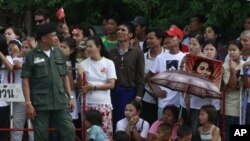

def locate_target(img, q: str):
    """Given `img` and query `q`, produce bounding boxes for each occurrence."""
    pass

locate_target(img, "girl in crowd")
[9,39,35,141]
[60,37,80,135]
[155,123,172,141]
[203,24,226,61]
[203,39,221,119]
[3,26,23,141]
[177,125,192,141]
[0,35,13,140]
[198,104,221,141]
[180,34,204,125]
[113,131,130,141]
[116,100,149,141]
[83,109,109,141]
[77,36,116,138]
[147,104,180,141]
[222,40,244,141]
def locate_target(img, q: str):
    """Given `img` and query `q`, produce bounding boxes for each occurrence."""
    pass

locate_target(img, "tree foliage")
[0,0,249,38]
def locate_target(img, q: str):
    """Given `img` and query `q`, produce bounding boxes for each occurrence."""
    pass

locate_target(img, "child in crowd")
[177,125,192,141]
[116,100,150,141]
[113,131,130,141]
[155,123,172,141]
[83,109,109,141]
[147,104,180,141]
[222,40,244,141]
[198,105,221,141]
[60,37,80,137]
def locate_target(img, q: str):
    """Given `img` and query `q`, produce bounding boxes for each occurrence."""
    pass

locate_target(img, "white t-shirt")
[143,48,166,104]
[0,56,13,107]
[116,118,149,139]
[150,50,185,108]
[79,57,117,105]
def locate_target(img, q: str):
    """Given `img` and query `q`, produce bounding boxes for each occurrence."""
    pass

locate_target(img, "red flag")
[56,7,65,20]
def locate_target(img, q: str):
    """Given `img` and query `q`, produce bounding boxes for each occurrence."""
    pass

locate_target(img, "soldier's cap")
[131,16,147,26]
[9,39,22,50]
[36,22,56,40]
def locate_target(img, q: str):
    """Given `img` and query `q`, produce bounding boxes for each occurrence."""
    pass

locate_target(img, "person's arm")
[92,79,116,91]
[135,50,145,100]
[243,62,250,88]
[0,52,14,71]
[227,60,238,89]
[22,78,36,120]
[146,71,167,98]
[147,133,156,141]
[63,75,74,112]
[211,126,221,141]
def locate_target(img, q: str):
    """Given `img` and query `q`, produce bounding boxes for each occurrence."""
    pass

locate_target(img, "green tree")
[0,0,249,39]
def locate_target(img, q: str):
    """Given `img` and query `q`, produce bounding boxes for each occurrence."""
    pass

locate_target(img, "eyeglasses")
[35,19,45,24]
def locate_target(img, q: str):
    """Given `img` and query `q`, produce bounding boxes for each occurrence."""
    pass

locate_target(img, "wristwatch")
[69,95,74,99]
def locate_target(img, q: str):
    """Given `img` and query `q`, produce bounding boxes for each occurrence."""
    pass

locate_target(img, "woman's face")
[203,44,217,59]
[196,62,212,77]
[228,44,241,61]
[8,43,20,56]
[86,40,99,58]
[204,26,218,41]
[162,109,176,125]
[60,42,73,59]
[189,38,202,55]
[199,109,208,125]
[124,104,139,119]
[5,28,18,44]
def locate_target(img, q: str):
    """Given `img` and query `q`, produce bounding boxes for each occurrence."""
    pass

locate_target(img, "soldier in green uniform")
[21,23,75,141]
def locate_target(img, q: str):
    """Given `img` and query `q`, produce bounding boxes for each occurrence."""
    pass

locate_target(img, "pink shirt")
[148,120,178,140]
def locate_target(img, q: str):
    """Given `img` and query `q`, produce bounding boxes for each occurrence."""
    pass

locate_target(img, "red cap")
[165,27,184,40]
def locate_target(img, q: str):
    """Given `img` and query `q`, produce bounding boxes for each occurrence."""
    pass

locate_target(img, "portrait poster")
[184,54,223,89]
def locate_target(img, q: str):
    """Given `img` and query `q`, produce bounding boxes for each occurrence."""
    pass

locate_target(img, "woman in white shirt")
[77,36,117,139]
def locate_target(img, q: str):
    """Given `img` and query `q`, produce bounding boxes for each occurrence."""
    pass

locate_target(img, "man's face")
[34,15,48,25]
[117,25,131,42]
[244,17,250,30]
[43,32,60,47]
[240,33,250,48]
[189,17,202,32]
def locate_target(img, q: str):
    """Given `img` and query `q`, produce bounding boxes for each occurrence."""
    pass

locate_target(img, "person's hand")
[26,37,37,48]
[76,64,84,78]
[81,83,94,93]
[68,98,74,112]
[243,62,250,74]
[25,103,36,120]
[156,90,167,98]
[229,59,237,70]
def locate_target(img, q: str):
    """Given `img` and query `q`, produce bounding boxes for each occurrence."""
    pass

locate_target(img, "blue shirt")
[88,125,108,141]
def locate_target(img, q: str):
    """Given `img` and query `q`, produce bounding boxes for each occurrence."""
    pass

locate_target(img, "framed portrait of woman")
[185,54,223,89]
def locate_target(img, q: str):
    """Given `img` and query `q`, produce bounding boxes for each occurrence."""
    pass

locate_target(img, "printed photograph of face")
[185,54,223,89]
[192,59,214,79]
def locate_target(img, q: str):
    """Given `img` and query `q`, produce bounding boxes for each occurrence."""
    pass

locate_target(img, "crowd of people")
[0,7,250,141]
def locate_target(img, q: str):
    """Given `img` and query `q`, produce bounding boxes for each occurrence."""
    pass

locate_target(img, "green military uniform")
[21,46,75,141]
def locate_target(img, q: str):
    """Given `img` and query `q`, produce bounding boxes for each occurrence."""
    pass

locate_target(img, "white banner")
[0,84,24,102]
